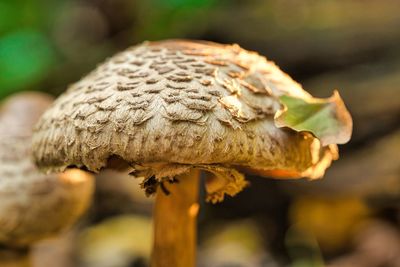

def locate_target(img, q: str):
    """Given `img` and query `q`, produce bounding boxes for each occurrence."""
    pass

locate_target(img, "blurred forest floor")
[1,0,399,266]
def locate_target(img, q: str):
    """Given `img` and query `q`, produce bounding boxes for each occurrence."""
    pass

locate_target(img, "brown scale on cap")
[33,40,337,203]
[0,92,94,248]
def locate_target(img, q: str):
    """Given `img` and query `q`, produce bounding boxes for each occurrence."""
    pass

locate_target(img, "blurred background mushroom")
[0,1,399,266]
[0,92,94,266]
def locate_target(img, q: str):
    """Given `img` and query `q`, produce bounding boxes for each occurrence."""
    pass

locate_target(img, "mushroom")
[32,40,352,267]
[0,92,94,266]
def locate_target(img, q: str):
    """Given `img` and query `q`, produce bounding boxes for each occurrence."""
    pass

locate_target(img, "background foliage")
[1,1,399,266]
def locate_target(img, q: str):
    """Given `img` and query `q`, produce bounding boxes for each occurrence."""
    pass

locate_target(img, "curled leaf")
[275,90,352,146]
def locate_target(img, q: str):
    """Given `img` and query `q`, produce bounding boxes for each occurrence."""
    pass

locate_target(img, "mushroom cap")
[0,92,94,247]
[32,40,338,202]
[0,92,54,137]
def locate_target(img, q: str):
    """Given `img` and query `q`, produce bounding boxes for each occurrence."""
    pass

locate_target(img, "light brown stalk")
[151,169,200,267]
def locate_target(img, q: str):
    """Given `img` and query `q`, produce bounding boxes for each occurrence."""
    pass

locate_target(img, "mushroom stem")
[151,169,200,267]
[0,247,31,267]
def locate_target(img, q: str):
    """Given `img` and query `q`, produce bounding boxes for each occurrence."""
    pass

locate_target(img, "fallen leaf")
[275,90,352,146]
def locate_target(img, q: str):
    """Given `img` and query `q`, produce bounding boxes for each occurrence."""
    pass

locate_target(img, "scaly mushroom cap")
[0,92,94,247]
[33,40,338,202]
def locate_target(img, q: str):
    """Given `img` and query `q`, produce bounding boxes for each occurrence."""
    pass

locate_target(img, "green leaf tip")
[274,90,353,146]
